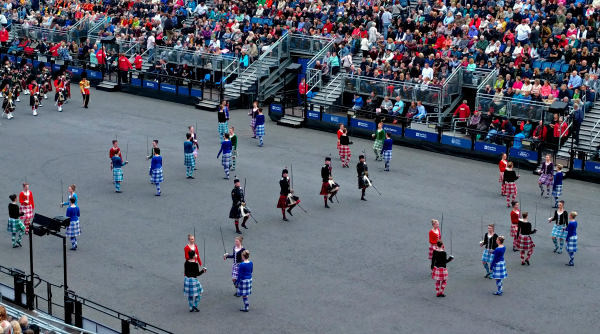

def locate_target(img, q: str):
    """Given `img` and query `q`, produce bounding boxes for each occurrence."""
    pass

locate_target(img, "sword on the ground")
[480,214,483,241]
[450,227,453,256]
[126,140,129,162]
[244,178,259,223]
[328,154,340,203]
[203,237,206,269]
[146,135,149,158]
[60,179,63,210]
[534,203,537,230]
[370,179,382,195]
[291,164,307,213]
[220,227,226,255]
[441,214,444,236]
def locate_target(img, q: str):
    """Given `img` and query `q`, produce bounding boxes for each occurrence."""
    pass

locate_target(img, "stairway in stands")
[309,53,361,107]
[556,102,600,161]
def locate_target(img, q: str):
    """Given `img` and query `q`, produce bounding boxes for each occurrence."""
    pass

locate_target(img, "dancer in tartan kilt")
[381,132,393,171]
[236,250,253,312]
[503,162,519,207]
[230,178,249,234]
[147,140,159,184]
[218,101,230,141]
[480,223,498,278]
[552,164,563,208]
[65,197,81,250]
[429,219,441,260]
[339,128,351,168]
[188,126,199,163]
[510,201,521,252]
[184,133,196,179]
[371,121,385,161]
[431,240,453,297]
[277,168,299,221]
[110,140,122,170]
[491,236,507,296]
[229,127,238,171]
[565,212,578,266]
[184,250,206,312]
[538,154,554,198]
[249,101,259,138]
[336,124,345,157]
[517,212,537,265]
[111,150,128,193]
[549,200,568,254]
[7,194,25,248]
[255,108,265,147]
[184,234,202,265]
[60,184,78,207]
[224,236,245,295]
[320,157,339,208]
[150,148,163,196]
[499,153,507,196]
[217,133,232,180]
[18,183,34,234]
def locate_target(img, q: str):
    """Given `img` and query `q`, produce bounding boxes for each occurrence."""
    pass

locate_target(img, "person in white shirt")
[193,2,208,16]
[422,63,434,80]
[515,21,531,44]
[147,32,156,62]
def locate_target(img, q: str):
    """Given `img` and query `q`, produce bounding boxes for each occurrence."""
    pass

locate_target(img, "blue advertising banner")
[270,103,283,114]
[441,135,471,149]
[509,147,538,161]
[130,78,141,86]
[585,161,600,173]
[190,88,202,98]
[405,128,437,142]
[382,124,402,136]
[7,55,15,62]
[52,64,61,71]
[160,83,176,93]
[573,159,582,170]
[67,67,83,75]
[474,141,506,154]
[350,118,375,131]
[143,80,159,89]
[33,60,40,68]
[322,113,347,126]
[16,57,21,63]
[87,71,102,79]
[307,110,320,120]
[179,87,190,95]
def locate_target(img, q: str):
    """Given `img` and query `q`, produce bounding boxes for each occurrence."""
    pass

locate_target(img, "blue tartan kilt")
[221,153,231,168]
[151,167,164,183]
[255,124,265,136]
[552,185,563,198]
[113,168,123,182]
[218,121,228,134]
[566,236,578,253]
[184,153,196,167]
[491,261,507,279]
[65,219,81,237]
[183,276,203,297]
[7,218,25,233]
[551,224,567,239]
[236,278,252,296]
[383,150,392,161]
[481,249,494,263]
[231,263,239,279]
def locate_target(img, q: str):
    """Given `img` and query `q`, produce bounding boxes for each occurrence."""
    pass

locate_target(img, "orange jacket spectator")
[299,79,308,95]
[49,44,60,57]
[453,102,471,118]
[0,28,8,43]
[118,55,133,71]
[134,55,143,70]
[96,49,105,65]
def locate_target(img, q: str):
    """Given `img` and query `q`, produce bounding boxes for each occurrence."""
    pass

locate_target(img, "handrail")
[258,31,288,61]
[68,16,89,32]
[325,74,343,100]
[477,68,498,91]
[452,117,470,136]
[307,38,335,69]
[588,118,600,152]
[1,303,74,334]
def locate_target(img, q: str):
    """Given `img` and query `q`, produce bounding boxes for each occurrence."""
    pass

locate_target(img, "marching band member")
[480,223,498,278]
[236,250,253,312]
[499,153,507,196]
[184,234,202,265]
[431,239,453,297]
[381,132,393,171]
[538,154,554,198]
[549,200,568,254]
[371,120,385,161]
[184,133,196,179]
[277,168,299,221]
[111,148,128,193]
[184,250,206,312]
[490,236,508,296]
[517,212,537,265]
[3,90,14,119]
[217,133,232,180]
[552,164,564,208]
[503,162,519,207]
[565,212,578,266]
[224,236,245,295]
[357,154,369,201]
[230,178,249,234]
[229,127,238,171]
[150,148,163,196]
[19,183,34,234]
[510,201,520,252]
[429,219,441,260]
[339,128,351,168]
[79,72,90,108]
[28,80,40,116]
[7,194,25,248]
[320,157,339,208]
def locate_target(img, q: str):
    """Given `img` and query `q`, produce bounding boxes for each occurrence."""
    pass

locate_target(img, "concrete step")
[195,99,219,112]
[277,115,305,128]
[95,81,119,92]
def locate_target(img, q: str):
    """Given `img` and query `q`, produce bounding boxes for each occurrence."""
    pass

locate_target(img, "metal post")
[47,282,52,316]
[121,319,130,334]
[28,227,34,308]
[63,236,68,291]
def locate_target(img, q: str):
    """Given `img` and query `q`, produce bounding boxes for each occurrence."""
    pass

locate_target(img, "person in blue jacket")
[490,236,507,296]
[217,133,233,180]
[380,132,393,171]
[352,94,364,110]
[150,148,163,196]
[255,108,265,147]
[60,184,78,207]
[236,250,253,312]
[552,164,564,208]
[565,212,578,266]
[184,133,196,179]
[65,197,80,250]
[111,150,128,193]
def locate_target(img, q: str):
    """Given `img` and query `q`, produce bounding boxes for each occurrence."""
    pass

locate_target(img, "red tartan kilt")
[428,244,436,260]
[277,195,288,208]
[505,182,517,196]
[431,267,448,281]
[320,182,329,195]
[499,172,504,183]
[510,224,518,237]
[337,141,341,151]
[518,235,535,251]
[339,145,351,157]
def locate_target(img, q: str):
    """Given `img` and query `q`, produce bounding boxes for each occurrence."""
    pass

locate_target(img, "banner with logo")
[350,118,375,131]
[87,71,102,79]
[509,148,538,161]
[179,87,189,95]
[307,110,320,120]
[52,64,61,71]
[270,103,283,114]
[143,80,159,89]
[441,135,471,149]
[585,161,600,173]
[405,128,437,142]
[190,88,202,98]
[382,124,402,136]
[322,113,347,126]
[474,141,506,154]
[67,67,84,75]
[160,83,176,93]
[131,78,142,86]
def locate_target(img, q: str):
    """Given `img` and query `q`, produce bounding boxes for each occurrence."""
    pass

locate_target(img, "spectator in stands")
[9,322,19,334]
[298,77,308,96]
[380,96,393,114]
[453,100,471,120]
[571,103,584,146]
[17,317,27,332]
[521,119,533,138]
[568,70,582,90]
[413,101,426,122]
[352,94,364,111]
[467,110,482,135]
[391,96,404,121]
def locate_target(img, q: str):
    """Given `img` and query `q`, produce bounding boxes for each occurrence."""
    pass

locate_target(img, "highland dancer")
[339,128,351,168]
[490,236,507,296]
[372,121,385,161]
[480,223,498,278]
[7,194,25,248]
[552,164,563,208]
[336,124,345,157]
[218,101,230,140]
[217,133,232,180]
[381,132,393,171]
[431,240,453,297]
[224,236,246,294]
[184,234,202,265]
[565,212,578,266]
[147,140,159,184]
[249,101,259,138]
[549,200,568,254]
[503,162,519,207]
[230,178,249,234]
[499,153,507,196]
[111,149,128,193]
[184,250,206,312]
[256,108,265,147]
[18,183,34,234]
[320,157,339,208]
[188,126,199,164]
[357,155,369,201]
[184,133,196,179]
[538,154,554,198]
[60,184,78,207]
[229,127,238,171]
[109,140,121,170]
[517,212,537,265]
[65,197,81,250]
[429,219,441,260]
[150,148,163,196]
[277,168,299,221]
[236,250,253,312]
[510,201,520,252]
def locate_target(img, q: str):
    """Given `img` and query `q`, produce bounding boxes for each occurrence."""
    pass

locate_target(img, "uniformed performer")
[150,148,163,196]
[565,211,578,266]
[381,132,393,171]
[429,219,442,260]
[79,72,90,108]
[229,127,238,171]
[431,239,453,297]
[236,250,253,312]
[217,133,232,180]
[277,168,299,221]
[218,101,230,141]
[3,90,14,119]
[549,200,568,254]
[510,201,520,252]
[146,139,159,184]
[319,157,339,208]
[499,153,507,196]
[54,76,65,112]
[230,178,249,234]
[65,197,81,250]
[503,162,519,207]
[224,236,245,294]
[111,149,128,193]
[339,128,351,168]
[357,155,370,201]
[184,133,196,179]
[552,164,564,208]
[19,183,34,234]
[517,212,537,265]
[188,126,199,168]
[28,79,40,116]
[491,236,508,296]
[480,223,498,278]
[249,101,259,138]
[336,124,344,155]
[371,121,385,161]
[538,154,554,198]
[184,250,206,312]
[7,194,25,248]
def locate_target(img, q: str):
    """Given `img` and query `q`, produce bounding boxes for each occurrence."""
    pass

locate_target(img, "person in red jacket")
[499,153,507,196]
[49,43,60,57]
[184,234,202,266]
[19,183,35,234]
[453,100,471,131]
[510,201,520,252]
[428,219,442,260]
[298,77,308,95]
[134,53,143,70]
[118,53,133,83]
[553,116,569,146]
[0,26,9,46]
[96,47,106,74]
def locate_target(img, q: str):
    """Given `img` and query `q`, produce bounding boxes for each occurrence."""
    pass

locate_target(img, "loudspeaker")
[101,36,116,44]
[549,101,568,116]
[284,63,302,75]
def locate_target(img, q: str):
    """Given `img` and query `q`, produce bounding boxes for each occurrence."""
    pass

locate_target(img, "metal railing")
[305,38,336,91]
[588,118,600,152]
[441,66,462,105]
[463,67,496,88]
[475,93,553,122]
[13,24,70,44]
[289,34,334,54]
[155,46,240,73]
